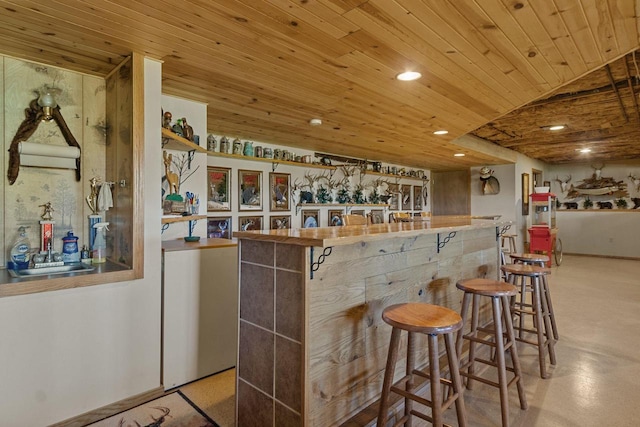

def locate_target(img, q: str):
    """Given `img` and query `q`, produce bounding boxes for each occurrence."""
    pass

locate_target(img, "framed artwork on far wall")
[401,184,412,210]
[328,209,344,226]
[239,215,263,231]
[207,167,231,212]
[387,183,399,210]
[238,169,262,211]
[522,173,530,215]
[270,215,291,230]
[369,209,385,224]
[301,210,319,228]
[269,172,290,211]
[207,217,232,239]
[413,185,423,210]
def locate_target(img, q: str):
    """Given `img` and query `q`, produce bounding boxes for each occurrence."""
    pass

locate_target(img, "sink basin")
[8,263,95,278]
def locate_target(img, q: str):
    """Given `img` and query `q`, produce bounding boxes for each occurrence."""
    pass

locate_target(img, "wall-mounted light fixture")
[38,89,58,121]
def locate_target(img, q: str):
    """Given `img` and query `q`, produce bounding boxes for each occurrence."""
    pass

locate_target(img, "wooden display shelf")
[161,128,207,153]
[363,170,429,182]
[161,214,207,224]
[295,203,389,214]
[207,151,336,171]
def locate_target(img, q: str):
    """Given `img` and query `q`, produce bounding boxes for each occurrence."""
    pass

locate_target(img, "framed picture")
[238,169,262,211]
[328,209,344,227]
[301,210,319,228]
[543,180,551,187]
[270,215,291,230]
[207,217,232,239]
[207,167,231,211]
[239,215,263,231]
[413,185,423,210]
[522,173,530,216]
[387,183,399,210]
[350,209,365,217]
[369,209,385,224]
[269,172,290,211]
[401,184,412,210]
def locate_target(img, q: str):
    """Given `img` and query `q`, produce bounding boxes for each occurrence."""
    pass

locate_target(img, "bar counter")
[234,216,507,426]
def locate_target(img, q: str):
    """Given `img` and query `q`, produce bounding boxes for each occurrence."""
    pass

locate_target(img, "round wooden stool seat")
[382,302,463,335]
[510,253,549,264]
[456,278,517,297]
[502,263,550,277]
[378,302,467,426]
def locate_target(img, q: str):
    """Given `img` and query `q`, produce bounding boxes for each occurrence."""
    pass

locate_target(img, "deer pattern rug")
[88,390,219,427]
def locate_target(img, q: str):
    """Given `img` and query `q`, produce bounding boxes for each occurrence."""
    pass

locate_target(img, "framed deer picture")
[239,215,263,231]
[269,172,290,211]
[238,169,262,211]
[207,167,231,212]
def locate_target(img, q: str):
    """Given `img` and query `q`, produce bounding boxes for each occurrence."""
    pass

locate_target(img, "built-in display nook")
[0,54,144,297]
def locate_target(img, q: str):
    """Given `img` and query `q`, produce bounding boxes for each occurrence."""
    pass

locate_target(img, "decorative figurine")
[86,176,99,215]
[39,201,55,220]
[163,111,172,129]
[181,117,194,141]
[163,150,181,197]
[171,118,184,137]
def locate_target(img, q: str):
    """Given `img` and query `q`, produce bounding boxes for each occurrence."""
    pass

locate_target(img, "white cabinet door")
[163,246,238,389]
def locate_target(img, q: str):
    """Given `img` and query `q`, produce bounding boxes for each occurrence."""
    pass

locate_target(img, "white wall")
[548,161,640,258]
[0,58,163,426]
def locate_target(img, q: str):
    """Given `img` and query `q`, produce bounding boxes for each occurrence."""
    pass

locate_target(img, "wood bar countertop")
[233,215,508,247]
[161,237,237,252]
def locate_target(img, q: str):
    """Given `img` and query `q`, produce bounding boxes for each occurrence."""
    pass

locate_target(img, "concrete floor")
[181,255,640,426]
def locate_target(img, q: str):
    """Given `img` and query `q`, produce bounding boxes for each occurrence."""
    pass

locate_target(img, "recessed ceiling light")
[309,118,322,126]
[396,71,422,81]
[454,153,465,157]
[434,130,448,135]
[548,125,565,131]
[578,148,591,153]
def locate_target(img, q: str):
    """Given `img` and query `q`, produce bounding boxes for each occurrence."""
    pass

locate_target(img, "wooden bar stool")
[377,303,467,427]
[509,253,559,341]
[455,279,527,427]
[501,234,517,254]
[501,264,556,379]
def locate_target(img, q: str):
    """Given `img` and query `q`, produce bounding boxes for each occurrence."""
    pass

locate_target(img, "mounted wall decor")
[8,90,82,185]
[522,173,530,215]
[479,167,500,195]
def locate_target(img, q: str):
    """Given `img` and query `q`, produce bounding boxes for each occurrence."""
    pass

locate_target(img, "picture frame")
[207,217,232,239]
[239,215,263,231]
[543,180,551,187]
[369,209,385,224]
[270,215,291,230]
[522,173,530,216]
[387,183,400,210]
[301,210,319,228]
[328,209,344,226]
[238,169,262,211]
[207,167,231,212]
[350,209,365,217]
[401,184,412,210]
[269,172,290,211]
[413,185,423,210]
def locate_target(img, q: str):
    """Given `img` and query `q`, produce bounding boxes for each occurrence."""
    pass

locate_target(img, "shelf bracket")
[497,224,512,241]
[187,149,196,168]
[161,223,170,234]
[310,246,333,279]
[437,231,457,253]
[271,162,279,172]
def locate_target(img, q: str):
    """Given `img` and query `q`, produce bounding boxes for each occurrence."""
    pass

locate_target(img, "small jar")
[220,136,230,153]
[263,148,273,159]
[243,141,254,156]
[232,139,242,155]
[255,146,263,158]
[207,134,217,151]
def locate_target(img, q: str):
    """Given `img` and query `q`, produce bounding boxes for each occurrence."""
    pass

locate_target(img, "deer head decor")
[554,175,572,193]
[629,173,640,192]
[591,163,604,180]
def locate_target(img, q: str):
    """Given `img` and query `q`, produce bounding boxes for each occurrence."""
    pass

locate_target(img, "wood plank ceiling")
[0,0,638,170]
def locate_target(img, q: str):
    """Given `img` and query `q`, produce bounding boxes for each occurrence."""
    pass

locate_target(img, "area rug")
[88,390,219,427]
